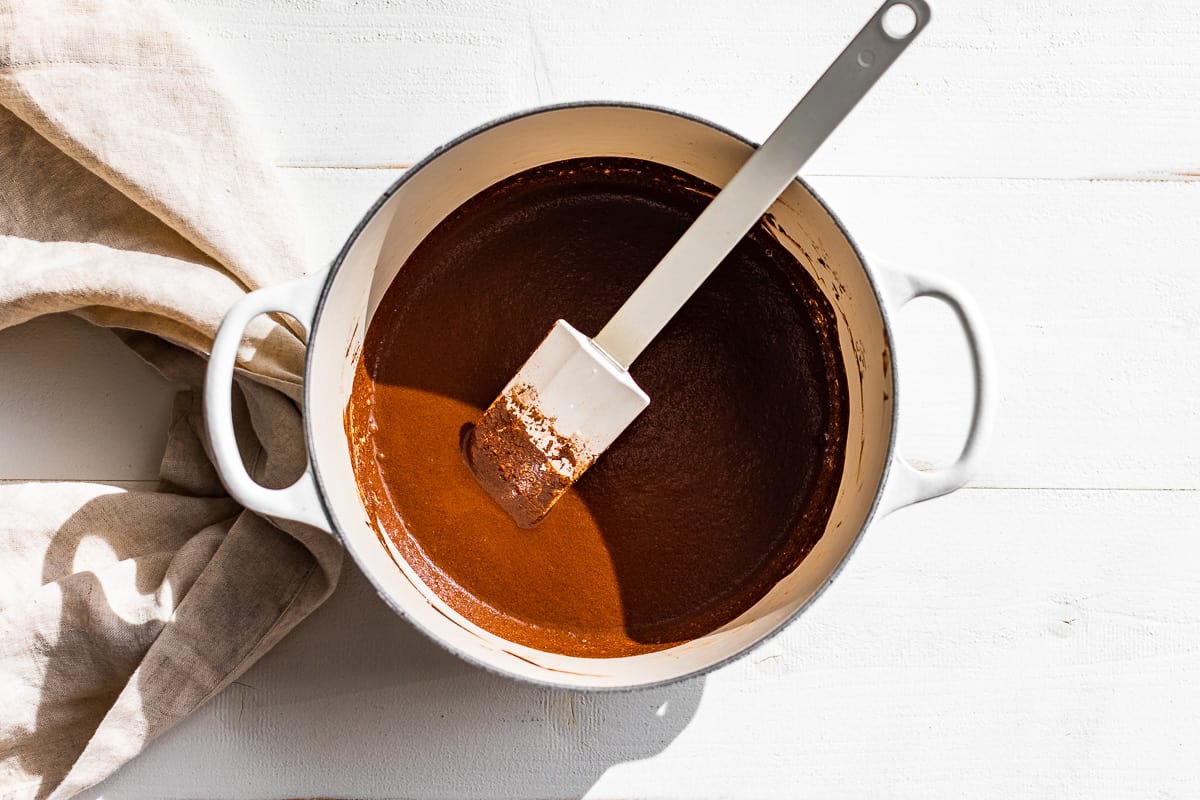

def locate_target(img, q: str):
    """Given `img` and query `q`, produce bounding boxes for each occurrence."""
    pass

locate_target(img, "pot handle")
[877,265,996,515]
[204,270,332,532]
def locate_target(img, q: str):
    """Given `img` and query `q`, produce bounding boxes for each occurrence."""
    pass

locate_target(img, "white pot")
[205,103,995,690]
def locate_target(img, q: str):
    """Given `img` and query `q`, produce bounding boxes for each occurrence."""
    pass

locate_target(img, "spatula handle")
[593,0,930,369]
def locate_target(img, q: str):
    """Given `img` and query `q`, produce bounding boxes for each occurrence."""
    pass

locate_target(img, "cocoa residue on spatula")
[463,385,577,528]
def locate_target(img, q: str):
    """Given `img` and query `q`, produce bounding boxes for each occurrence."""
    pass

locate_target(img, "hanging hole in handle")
[881,3,919,39]
[893,296,975,471]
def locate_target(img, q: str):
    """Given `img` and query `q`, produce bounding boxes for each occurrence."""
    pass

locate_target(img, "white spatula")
[466,0,930,527]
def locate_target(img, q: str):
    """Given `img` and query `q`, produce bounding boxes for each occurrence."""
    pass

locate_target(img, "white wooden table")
[3,1,1198,796]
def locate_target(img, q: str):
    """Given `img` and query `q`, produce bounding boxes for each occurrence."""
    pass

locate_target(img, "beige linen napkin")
[0,0,344,797]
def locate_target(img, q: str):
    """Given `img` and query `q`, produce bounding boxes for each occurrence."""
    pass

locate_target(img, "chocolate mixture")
[346,157,848,658]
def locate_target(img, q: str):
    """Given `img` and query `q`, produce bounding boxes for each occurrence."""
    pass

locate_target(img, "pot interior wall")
[307,105,896,688]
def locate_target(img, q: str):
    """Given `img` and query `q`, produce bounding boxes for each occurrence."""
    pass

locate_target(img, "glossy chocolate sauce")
[346,157,848,658]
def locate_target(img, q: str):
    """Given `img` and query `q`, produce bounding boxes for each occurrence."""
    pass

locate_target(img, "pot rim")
[306,100,903,692]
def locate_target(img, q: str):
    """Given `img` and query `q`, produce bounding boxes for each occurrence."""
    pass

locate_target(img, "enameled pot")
[205,103,995,690]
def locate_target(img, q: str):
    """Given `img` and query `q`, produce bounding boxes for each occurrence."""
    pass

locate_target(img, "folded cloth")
[0,1,344,797]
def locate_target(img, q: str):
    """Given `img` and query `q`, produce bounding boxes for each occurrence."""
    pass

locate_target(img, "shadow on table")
[235,560,706,798]
[80,559,705,799]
